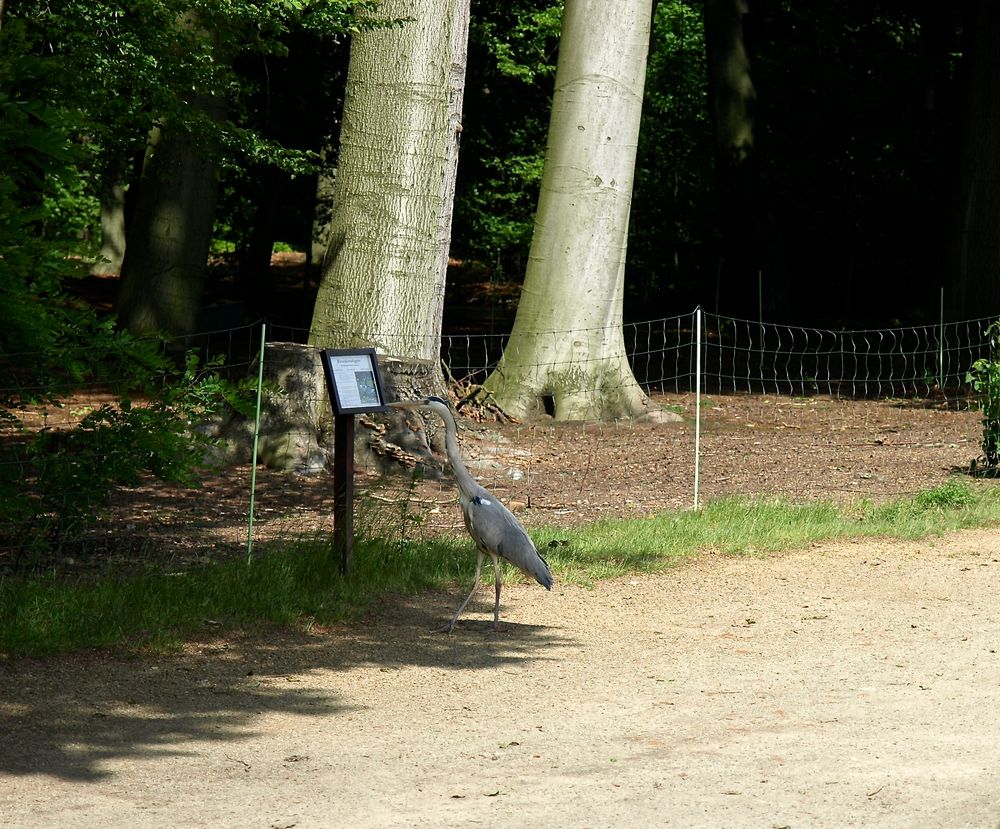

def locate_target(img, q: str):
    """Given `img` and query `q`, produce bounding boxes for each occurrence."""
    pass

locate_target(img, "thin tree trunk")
[310,140,337,266]
[91,165,127,276]
[481,0,674,422]
[948,0,1000,319]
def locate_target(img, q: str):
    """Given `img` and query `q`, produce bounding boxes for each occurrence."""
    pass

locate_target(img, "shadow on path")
[0,589,575,782]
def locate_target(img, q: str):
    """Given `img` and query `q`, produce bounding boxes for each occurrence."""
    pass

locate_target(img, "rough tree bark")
[308,0,470,380]
[91,163,127,276]
[481,0,674,422]
[237,0,472,473]
[209,342,446,474]
[115,100,223,337]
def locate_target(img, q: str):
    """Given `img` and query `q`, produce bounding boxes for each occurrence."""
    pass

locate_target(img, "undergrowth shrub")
[0,31,256,559]
[967,320,1000,475]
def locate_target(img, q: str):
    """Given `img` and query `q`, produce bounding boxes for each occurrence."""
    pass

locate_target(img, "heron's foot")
[431,620,458,634]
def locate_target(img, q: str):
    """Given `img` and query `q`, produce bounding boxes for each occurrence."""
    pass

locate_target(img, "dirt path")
[3,530,1000,828]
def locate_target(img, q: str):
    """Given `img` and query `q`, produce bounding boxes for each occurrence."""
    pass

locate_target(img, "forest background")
[2,0,999,561]
[3,0,993,339]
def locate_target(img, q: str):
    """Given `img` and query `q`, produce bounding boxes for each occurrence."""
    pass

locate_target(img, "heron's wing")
[464,491,553,590]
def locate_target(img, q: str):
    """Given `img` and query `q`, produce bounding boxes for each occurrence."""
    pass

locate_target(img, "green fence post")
[247,322,266,562]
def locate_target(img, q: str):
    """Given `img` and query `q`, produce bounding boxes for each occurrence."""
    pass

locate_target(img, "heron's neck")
[442,417,479,493]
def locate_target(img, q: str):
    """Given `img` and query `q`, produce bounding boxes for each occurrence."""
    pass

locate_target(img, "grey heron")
[389,396,553,631]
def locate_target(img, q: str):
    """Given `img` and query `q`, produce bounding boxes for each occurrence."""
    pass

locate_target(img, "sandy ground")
[3,529,1000,828]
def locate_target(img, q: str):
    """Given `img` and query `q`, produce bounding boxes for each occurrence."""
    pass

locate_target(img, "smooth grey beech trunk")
[308,0,470,380]
[482,0,675,423]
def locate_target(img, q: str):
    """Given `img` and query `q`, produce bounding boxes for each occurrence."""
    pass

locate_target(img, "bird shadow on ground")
[0,586,574,783]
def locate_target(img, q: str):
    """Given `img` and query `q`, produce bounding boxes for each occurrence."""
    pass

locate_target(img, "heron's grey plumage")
[390,396,553,630]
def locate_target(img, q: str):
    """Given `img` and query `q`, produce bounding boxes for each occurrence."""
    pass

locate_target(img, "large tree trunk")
[308,0,470,385]
[947,0,1000,319]
[116,12,224,336]
[231,0,471,474]
[208,342,446,474]
[116,103,223,336]
[481,0,673,423]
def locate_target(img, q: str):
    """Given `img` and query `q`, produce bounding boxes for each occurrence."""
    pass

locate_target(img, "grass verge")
[2,478,998,657]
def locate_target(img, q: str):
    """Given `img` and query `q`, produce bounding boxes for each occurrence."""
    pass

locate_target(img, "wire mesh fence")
[443,310,997,403]
[1,308,994,573]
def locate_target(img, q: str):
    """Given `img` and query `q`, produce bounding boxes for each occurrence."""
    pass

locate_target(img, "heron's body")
[390,396,552,630]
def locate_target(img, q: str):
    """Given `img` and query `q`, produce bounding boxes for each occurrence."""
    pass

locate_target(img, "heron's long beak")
[389,400,425,409]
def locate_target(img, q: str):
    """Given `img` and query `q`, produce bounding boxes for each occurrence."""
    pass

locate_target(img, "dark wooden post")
[320,347,389,577]
[332,413,355,575]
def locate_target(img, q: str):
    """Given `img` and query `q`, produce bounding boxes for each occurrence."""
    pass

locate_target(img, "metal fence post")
[247,322,266,562]
[694,306,702,510]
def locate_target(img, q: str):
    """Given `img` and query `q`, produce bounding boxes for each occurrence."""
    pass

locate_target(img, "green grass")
[2,478,999,657]
[535,477,1000,583]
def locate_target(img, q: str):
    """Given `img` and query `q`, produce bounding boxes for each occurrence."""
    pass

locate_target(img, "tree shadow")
[0,589,573,783]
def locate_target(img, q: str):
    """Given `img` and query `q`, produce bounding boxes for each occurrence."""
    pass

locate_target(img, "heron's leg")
[439,549,485,633]
[490,554,502,632]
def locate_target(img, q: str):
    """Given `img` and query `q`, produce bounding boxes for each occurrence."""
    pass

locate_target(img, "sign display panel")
[320,348,390,415]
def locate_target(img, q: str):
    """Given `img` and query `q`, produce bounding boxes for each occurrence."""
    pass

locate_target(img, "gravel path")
[3,529,1000,828]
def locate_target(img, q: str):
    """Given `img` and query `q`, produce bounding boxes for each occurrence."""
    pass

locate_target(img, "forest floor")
[3,396,1000,827]
[43,390,986,565]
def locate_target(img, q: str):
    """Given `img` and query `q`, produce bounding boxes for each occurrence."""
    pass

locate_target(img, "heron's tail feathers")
[529,550,553,591]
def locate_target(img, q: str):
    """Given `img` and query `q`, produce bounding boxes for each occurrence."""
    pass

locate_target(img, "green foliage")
[1,347,259,555]
[0,31,257,555]
[452,0,562,275]
[452,0,716,315]
[967,321,1000,473]
[5,0,390,254]
[479,2,562,84]
[0,23,90,370]
[40,167,101,251]
[628,0,714,316]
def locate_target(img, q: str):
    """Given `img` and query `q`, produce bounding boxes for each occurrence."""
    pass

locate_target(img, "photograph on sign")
[320,348,390,414]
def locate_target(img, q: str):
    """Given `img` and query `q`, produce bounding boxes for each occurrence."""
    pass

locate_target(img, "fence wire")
[442,310,996,402]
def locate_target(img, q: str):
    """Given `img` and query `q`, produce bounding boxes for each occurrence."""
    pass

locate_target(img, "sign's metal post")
[333,413,355,575]
[319,347,390,577]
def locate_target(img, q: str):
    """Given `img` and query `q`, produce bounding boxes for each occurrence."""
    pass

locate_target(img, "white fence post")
[694,306,702,510]
[939,286,945,389]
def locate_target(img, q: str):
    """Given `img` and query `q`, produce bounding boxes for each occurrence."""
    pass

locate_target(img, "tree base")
[483,359,681,424]
[207,343,450,475]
